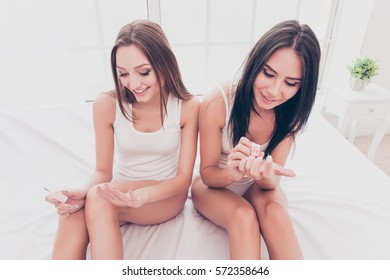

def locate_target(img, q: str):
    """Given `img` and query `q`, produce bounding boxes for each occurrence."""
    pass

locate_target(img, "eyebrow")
[264,64,302,81]
[116,63,151,70]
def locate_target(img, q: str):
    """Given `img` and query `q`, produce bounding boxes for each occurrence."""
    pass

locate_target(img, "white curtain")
[0,0,83,106]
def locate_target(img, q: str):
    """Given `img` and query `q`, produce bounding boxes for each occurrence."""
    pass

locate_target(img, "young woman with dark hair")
[191,20,321,259]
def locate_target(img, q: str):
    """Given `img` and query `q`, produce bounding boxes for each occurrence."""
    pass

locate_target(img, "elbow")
[199,170,213,187]
[199,169,207,185]
[200,177,212,187]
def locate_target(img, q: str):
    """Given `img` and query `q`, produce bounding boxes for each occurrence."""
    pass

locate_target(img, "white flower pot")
[350,77,370,91]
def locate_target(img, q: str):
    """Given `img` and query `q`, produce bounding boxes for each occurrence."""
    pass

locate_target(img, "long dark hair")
[229,20,321,157]
[111,19,191,122]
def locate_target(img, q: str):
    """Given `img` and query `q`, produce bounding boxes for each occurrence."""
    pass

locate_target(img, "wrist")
[134,188,150,204]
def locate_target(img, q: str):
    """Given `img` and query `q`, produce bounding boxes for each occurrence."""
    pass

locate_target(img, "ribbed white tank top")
[112,94,182,182]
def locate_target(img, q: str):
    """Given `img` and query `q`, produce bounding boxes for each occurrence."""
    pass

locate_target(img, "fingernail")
[251,143,260,157]
[266,155,272,163]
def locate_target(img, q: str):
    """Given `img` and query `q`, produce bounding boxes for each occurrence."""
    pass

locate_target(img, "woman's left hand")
[96,184,149,208]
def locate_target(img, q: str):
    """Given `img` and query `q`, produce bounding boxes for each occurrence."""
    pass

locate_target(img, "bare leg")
[85,181,188,259]
[191,177,260,259]
[52,209,89,260]
[246,185,303,260]
[85,186,123,260]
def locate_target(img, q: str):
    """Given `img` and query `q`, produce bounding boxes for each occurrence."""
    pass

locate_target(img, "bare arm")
[45,92,116,213]
[82,92,116,192]
[199,84,236,187]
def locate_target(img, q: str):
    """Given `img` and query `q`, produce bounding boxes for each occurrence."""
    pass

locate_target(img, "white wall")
[323,0,390,136]
[360,0,390,90]
[323,0,374,85]
[362,0,390,135]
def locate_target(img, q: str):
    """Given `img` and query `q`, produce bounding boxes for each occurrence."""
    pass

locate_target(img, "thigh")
[191,176,255,230]
[117,191,188,225]
[94,180,188,226]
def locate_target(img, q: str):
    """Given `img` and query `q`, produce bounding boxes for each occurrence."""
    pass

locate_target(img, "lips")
[132,87,149,95]
[260,92,276,103]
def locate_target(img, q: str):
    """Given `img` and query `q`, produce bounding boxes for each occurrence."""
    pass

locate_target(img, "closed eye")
[139,70,151,77]
[285,80,300,87]
[118,72,128,77]
[263,68,274,78]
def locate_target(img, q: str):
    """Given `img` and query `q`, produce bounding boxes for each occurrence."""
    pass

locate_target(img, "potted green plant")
[347,57,379,90]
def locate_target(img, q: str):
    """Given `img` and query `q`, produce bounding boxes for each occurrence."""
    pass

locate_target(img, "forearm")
[81,170,113,192]
[136,174,192,203]
[200,166,235,188]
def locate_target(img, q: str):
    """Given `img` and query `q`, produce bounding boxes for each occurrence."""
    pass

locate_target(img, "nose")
[267,79,283,97]
[126,75,141,89]
[131,76,141,89]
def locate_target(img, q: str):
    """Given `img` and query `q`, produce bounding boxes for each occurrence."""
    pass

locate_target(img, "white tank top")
[217,84,269,168]
[112,94,182,182]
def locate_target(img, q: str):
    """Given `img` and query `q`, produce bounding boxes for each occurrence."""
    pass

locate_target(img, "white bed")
[1,99,390,260]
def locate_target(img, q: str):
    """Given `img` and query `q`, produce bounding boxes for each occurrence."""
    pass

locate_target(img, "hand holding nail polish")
[44,187,86,216]
[44,188,68,203]
[250,143,261,157]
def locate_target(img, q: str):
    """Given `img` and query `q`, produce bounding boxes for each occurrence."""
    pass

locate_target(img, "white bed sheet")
[1,101,389,260]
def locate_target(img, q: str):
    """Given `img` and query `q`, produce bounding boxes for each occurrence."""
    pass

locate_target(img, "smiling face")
[116,44,162,103]
[253,47,303,111]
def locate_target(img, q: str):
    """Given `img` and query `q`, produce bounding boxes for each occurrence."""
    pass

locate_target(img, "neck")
[134,90,168,110]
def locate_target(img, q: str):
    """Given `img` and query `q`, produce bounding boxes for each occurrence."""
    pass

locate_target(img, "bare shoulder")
[181,95,200,126]
[93,91,116,123]
[202,81,233,111]
[182,95,201,113]
[199,82,233,127]
[93,91,116,110]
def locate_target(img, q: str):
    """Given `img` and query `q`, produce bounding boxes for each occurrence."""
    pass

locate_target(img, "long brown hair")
[111,19,192,122]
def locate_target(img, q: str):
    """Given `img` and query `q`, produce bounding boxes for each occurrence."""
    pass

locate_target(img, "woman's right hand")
[45,188,86,217]
[227,137,254,181]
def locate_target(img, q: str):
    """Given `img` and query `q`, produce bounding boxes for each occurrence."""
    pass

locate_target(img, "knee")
[84,184,115,222]
[259,200,287,228]
[228,206,258,234]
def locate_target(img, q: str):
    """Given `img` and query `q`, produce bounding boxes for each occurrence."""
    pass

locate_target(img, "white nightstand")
[321,81,390,160]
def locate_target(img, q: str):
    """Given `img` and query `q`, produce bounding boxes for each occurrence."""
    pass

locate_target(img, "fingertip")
[284,169,296,177]
[239,136,248,143]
